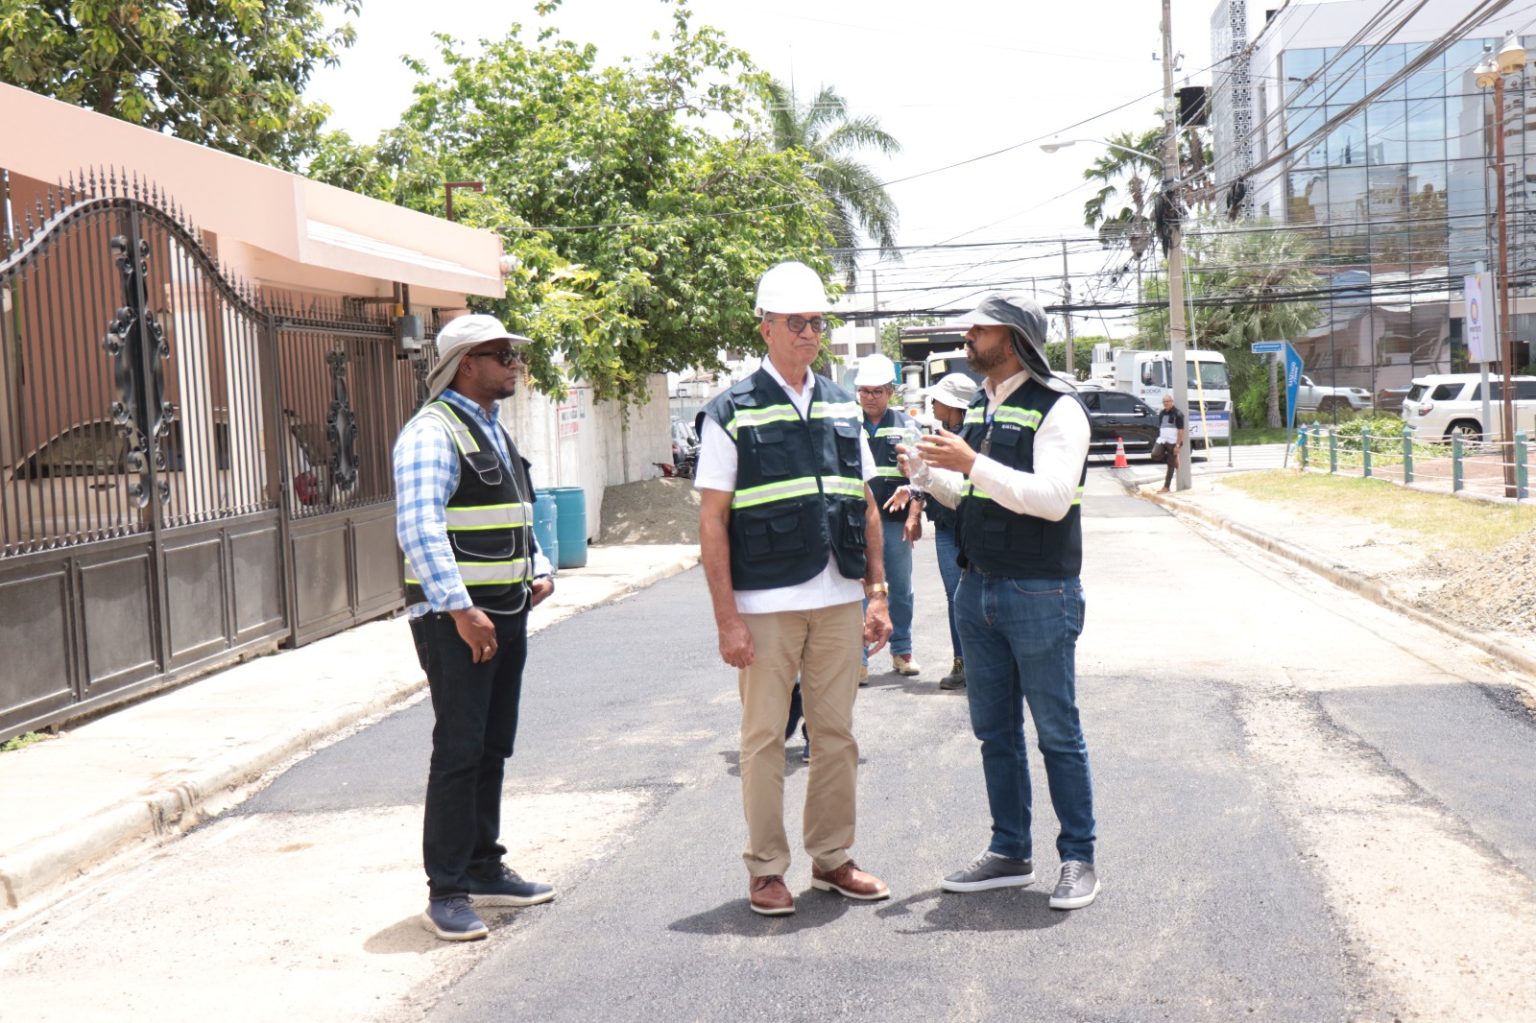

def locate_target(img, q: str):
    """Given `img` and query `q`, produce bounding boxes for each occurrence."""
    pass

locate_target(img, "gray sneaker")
[940,850,1035,892]
[1049,860,1100,910]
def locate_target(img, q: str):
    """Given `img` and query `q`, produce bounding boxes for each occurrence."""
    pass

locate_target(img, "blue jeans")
[955,571,1094,864]
[933,525,963,659]
[864,518,914,661]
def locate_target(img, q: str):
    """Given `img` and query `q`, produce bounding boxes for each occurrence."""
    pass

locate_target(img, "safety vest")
[865,407,916,522]
[402,400,535,614]
[705,367,868,590]
[955,379,1087,579]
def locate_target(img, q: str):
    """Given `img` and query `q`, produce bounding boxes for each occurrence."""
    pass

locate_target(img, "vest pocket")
[833,422,862,474]
[838,498,867,551]
[749,425,793,478]
[736,503,812,560]
[980,517,1042,557]
[452,531,518,559]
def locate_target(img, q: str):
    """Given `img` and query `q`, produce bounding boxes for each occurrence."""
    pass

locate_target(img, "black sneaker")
[940,850,1035,892]
[421,896,489,941]
[467,865,556,907]
[939,657,966,690]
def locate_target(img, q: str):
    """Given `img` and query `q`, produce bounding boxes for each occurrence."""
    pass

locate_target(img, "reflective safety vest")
[955,379,1087,579]
[706,367,868,590]
[403,400,535,614]
[865,407,916,522]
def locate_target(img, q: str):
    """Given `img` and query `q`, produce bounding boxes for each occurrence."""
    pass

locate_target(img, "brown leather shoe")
[810,859,890,901]
[748,874,795,916]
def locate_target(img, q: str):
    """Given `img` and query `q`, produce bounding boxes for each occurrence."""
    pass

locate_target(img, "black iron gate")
[0,173,429,740]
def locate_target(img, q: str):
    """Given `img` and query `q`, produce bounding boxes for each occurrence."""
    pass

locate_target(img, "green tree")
[0,0,359,168]
[760,79,900,284]
[314,4,838,406]
[1139,222,1321,427]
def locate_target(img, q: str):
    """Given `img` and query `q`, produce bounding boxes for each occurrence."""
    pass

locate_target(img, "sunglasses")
[768,315,827,335]
[464,349,523,367]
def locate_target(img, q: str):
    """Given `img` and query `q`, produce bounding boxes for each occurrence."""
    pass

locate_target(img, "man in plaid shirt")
[395,313,556,942]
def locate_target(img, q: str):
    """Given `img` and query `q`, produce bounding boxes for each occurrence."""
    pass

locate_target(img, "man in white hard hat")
[853,352,922,678]
[395,313,557,941]
[695,260,894,916]
[901,293,1100,911]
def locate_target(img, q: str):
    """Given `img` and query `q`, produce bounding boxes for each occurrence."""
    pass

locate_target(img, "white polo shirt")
[696,359,878,614]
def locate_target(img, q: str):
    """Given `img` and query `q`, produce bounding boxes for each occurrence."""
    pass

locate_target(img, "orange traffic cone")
[1113,436,1129,469]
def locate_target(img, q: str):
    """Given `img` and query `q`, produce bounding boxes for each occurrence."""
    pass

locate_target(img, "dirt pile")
[598,477,701,545]
[1415,534,1536,634]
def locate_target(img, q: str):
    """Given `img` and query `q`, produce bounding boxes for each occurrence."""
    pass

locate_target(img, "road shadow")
[363,915,442,955]
[718,749,866,778]
[873,887,1067,935]
[668,891,857,935]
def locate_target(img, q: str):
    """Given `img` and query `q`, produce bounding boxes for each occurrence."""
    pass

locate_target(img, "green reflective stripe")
[812,400,860,420]
[726,405,801,439]
[994,407,1042,430]
[458,560,533,585]
[873,426,906,438]
[731,476,820,509]
[422,403,480,455]
[963,408,986,425]
[444,502,532,529]
[1073,484,1085,507]
[962,482,993,500]
[874,466,905,477]
[821,476,865,499]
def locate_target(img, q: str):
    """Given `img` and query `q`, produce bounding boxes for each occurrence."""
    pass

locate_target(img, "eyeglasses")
[768,315,827,335]
[856,387,891,397]
[463,349,523,367]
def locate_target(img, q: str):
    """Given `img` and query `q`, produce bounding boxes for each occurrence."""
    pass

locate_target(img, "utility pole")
[1162,0,1192,490]
[1061,240,1075,376]
[870,268,881,361]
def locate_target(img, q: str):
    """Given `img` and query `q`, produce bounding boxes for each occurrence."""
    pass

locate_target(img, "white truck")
[1088,346,1232,446]
[1293,374,1372,412]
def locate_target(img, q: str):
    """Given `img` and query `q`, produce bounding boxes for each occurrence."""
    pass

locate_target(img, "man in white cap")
[696,260,893,917]
[853,352,922,678]
[923,371,980,690]
[902,293,1100,911]
[394,313,557,941]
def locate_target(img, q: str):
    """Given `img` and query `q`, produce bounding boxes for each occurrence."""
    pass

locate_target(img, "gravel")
[1413,533,1536,634]
[597,477,701,545]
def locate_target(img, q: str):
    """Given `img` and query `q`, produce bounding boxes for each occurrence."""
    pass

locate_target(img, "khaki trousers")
[738,601,863,877]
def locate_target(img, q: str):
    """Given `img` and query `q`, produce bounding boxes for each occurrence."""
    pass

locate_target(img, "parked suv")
[1399,373,1536,441]
[1294,374,1372,412]
[1081,389,1158,453]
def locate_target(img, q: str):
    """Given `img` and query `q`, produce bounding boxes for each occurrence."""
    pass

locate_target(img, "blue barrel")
[550,485,588,569]
[532,489,559,570]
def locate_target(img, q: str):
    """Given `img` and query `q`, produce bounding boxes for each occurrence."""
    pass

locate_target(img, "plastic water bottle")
[899,423,926,475]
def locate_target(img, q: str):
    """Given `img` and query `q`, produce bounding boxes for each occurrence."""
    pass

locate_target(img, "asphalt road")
[13,473,1533,1022]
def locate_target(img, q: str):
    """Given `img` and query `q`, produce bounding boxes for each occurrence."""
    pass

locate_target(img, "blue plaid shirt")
[394,388,552,617]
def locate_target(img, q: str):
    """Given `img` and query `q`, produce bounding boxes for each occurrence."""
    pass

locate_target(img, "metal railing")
[1296,423,1529,500]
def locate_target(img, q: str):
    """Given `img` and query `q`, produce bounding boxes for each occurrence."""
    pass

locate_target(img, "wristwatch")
[865,582,889,599]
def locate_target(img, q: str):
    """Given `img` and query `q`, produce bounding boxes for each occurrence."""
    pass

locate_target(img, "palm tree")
[760,79,901,284]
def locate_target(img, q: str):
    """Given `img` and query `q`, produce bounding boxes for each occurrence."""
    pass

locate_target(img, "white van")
[1399,373,1536,441]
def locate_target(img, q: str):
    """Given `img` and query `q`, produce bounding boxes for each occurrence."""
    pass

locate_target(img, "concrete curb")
[1136,486,1536,686]
[0,550,701,913]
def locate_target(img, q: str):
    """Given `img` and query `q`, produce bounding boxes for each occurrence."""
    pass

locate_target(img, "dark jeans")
[410,609,529,899]
[933,524,963,659]
[955,570,1095,864]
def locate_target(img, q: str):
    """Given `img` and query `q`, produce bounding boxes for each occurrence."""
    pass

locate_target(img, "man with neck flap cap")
[901,292,1101,911]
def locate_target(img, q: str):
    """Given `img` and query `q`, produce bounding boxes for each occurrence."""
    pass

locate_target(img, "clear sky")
[305,0,1223,334]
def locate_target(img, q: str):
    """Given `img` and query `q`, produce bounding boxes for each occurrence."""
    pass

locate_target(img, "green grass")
[0,731,51,753]
[1232,426,1292,445]
[1221,471,1536,552]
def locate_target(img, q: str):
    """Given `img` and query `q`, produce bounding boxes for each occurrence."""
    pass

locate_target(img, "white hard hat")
[754,261,829,316]
[853,354,897,388]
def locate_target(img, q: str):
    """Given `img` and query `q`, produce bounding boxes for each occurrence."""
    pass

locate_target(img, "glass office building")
[1211,1,1530,405]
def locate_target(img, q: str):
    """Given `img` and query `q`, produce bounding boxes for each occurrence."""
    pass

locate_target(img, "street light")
[1040,138,1161,162]
[1474,34,1525,497]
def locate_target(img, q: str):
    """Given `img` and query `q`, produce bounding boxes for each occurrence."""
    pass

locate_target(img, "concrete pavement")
[0,543,698,915]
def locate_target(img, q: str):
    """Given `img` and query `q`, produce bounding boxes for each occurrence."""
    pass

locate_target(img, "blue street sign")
[1251,341,1284,353]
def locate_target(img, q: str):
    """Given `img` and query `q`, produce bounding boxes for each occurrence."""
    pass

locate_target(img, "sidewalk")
[1118,466,1536,685]
[0,543,699,914]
